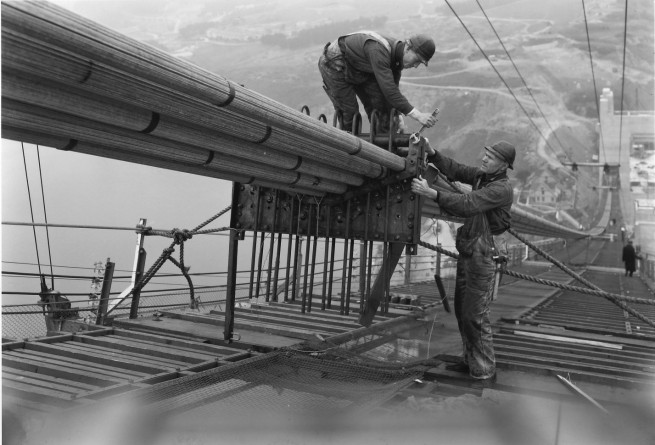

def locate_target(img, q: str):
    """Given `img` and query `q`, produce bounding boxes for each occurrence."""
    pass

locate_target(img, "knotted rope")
[133,205,233,309]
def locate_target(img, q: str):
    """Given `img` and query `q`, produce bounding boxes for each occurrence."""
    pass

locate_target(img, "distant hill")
[61,0,654,226]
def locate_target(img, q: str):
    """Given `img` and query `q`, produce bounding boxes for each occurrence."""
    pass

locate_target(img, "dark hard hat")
[485,141,516,169]
[409,34,435,65]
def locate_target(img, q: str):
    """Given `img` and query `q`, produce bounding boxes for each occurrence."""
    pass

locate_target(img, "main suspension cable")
[617,0,629,162]
[581,0,608,162]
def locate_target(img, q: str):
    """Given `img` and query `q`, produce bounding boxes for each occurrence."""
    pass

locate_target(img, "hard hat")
[485,141,516,169]
[409,34,435,65]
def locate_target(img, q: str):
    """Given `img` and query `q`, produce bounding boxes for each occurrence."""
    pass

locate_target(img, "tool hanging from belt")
[491,254,508,301]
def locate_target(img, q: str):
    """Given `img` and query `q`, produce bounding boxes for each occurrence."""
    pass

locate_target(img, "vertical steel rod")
[327,236,336,309]
[255,232,266,299]
[272,232,282,301]
[321,206,331,310]
[292,196,303,302]
[284,197,295,302]
[301,204,312,313]
[340,201,351,315]
[308,206,319,313]
[224,228,240,341]
[264,191,278,302]
[383,184,391,314]
[345,237,355,315]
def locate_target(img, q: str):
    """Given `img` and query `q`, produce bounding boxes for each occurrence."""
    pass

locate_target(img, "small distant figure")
[620,226,626,241]
[622,239,637,277]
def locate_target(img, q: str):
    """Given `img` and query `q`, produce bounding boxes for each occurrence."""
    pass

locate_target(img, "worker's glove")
[396,115,408,134]
[408,109,437,127]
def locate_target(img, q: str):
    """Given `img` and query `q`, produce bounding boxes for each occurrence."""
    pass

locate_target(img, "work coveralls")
[428,152,514,379]
[318,31,412,132]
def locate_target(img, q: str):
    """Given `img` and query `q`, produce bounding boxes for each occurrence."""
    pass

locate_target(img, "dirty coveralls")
[428,151,514,379]
[318,31,412,133]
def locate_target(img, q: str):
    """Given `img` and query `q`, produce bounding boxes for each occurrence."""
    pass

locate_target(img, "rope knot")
[171,228,192,244]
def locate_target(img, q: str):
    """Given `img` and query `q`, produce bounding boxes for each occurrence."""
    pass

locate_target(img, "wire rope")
[474,0,570,160]
[581,0,608,162]
[443,0,562,162]
[35,145,55,288]
[20,143,43,278]
[617,0,629,161]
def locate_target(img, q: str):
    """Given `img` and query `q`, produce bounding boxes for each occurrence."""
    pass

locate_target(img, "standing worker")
[411,140,516,385]
[318,31,438,133]
[622,239,637,277]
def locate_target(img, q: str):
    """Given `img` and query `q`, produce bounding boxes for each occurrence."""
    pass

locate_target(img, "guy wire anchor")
[410,108,440,144]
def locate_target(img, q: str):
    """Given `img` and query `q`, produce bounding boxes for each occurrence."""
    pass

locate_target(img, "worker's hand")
[411,175,437,200]
[424,137,436,156]
[408,109,438,127]
[396,115,408,133]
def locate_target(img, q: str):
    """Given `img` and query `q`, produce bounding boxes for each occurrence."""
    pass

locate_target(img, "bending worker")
[318,31,438,133]
[411,140,516,385]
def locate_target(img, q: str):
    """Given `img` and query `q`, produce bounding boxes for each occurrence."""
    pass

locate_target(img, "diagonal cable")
[36,145,55,289]
[444,0,562,162]
[20,143,43,278]
[475,0,571,162]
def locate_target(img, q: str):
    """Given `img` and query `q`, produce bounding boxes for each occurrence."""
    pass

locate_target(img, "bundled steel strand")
[1,31,382,179]
[2,68,366,187]
[2,126,328,196]
[1,2,404,173]
[3,101,348,194]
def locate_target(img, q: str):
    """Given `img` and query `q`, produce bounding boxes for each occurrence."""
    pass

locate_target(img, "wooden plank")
[2,370,89,395]
[102,334,222,361]
[61,341,192,368]
[494,343,653,373]
[112,317,300,349]
[72,335,210,364]
[1,355,126,386]
[496,358,655,389]
[2,366,97,391]
[5,349,148,379]
[222,310,350,334]
[495,350,655,382]
[112,328,244,355]
[494,334,655,363]
[3,379,80,404]
[498,322,655,349]
[233,306,360,329]
[23,342,170,374]
[151,312,336,341]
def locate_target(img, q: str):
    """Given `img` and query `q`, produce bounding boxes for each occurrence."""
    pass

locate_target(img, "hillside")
[61,0,654,226]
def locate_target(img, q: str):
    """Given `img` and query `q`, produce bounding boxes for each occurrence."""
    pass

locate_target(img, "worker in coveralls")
[411,140,516,384]
[318,31,438,133]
